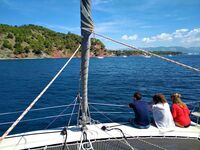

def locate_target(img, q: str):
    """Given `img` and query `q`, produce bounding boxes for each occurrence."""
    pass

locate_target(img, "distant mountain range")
[142,46,200,54]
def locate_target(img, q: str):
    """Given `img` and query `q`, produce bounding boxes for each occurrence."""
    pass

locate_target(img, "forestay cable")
[94,32,200,73]
[0,44,81,142]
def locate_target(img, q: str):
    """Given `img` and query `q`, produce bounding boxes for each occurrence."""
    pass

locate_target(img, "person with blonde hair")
[171,93,191,128]
[152,94,175,129]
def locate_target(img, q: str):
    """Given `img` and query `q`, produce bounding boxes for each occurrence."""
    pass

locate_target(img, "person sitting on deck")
[129,92,150,129]
[171,93,191,128]
[152,94,175,129]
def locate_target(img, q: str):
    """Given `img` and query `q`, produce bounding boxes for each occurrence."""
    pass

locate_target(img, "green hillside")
[0,24,105,58]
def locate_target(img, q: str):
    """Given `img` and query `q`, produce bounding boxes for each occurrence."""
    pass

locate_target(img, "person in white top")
[152,94,175,129]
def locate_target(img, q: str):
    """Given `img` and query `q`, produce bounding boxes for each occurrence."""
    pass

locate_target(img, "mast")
[80,0,93,129]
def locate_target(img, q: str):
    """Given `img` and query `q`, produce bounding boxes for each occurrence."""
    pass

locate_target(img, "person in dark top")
[129,92,150,129]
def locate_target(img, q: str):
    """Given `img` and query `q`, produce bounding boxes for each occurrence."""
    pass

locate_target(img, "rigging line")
[45,96,78,129]
[75,50,82,126]
[0,44,81,142]
[1,100,195,117]
[61,96,78,150]
[0,104,78,116]
[77,98,82,126]
[89,102,127,107]
[134,137,167,150]
[0,113,78,126]
[0,111,131,126]
[90,120,135,150]
[90,105,115,123]
[90,118,100,124]
[87,102,91,125]
[185,100,200,105]
[101,127,134,150]
[90,111,133,114]
[100,122,167,150]
[93,32,200,73]
[125,135,167,150]
[90,107,166,149]
[1,100,197,117]
[67,96,78,128]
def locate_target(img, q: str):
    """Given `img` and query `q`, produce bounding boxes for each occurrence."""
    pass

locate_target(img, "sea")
[0,55,200,135]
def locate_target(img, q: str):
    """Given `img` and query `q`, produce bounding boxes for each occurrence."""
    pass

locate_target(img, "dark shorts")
[129,118,150,129]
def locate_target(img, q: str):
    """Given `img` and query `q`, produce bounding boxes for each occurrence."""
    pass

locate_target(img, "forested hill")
[0,24,105,58]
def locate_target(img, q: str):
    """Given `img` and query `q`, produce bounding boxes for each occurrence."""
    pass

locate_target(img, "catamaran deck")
[0,122,199,150]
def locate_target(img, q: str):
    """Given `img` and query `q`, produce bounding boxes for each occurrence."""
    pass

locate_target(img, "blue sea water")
[0,55,200,135]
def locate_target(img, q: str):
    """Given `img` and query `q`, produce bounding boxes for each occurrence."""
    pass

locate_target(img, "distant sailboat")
[96,56,104,59]
[143,54,151,58]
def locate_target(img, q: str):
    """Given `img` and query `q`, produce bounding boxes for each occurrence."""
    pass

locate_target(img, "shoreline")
[0,54,197,60]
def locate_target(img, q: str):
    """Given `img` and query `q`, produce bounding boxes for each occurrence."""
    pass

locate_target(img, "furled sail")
[80,0,94,129]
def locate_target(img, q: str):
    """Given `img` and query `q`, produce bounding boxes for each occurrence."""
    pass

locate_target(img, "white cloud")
[142,33,172,43]
[121,34,138,41]
[156,33,173,41]
[186,28,200,37]
[142,28,200,46]
[182,28,200,44]
[142,37,153,43]
[173,28,188,38]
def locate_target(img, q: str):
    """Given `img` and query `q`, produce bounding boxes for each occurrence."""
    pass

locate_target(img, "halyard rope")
[93,32,200,73]
[0,44,81,141]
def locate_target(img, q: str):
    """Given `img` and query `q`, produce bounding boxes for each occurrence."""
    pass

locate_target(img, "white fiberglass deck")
[0,122,199,150]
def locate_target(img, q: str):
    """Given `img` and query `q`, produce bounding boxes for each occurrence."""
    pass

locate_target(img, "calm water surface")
[0,55,199,135]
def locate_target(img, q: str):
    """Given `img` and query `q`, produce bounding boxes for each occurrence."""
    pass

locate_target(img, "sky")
[0,0,200,49]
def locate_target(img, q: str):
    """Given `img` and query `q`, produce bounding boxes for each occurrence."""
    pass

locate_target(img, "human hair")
[133,92,142,100]
[171,93,186,108]
[153,94,167,104]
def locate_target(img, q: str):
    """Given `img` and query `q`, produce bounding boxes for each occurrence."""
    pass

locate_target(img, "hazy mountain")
[142,46,200,54]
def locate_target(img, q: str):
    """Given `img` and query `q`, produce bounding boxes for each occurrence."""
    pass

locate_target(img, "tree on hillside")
[14,43,24,54]
[33,49,42,55]
[91,38,105,56]
[7,33,14,39]
[3,40,12,49]
[0,24,106,58]
[24,46,30,53]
